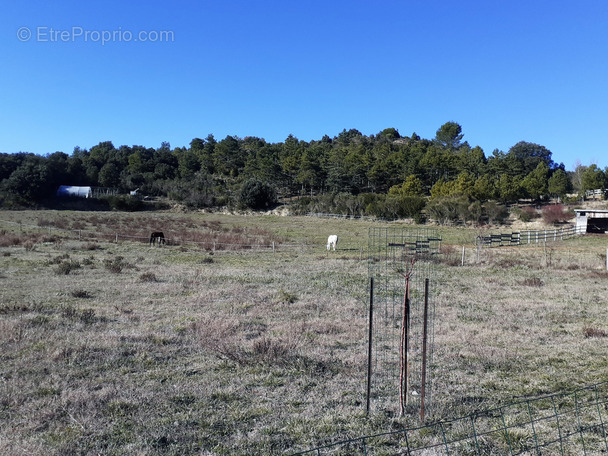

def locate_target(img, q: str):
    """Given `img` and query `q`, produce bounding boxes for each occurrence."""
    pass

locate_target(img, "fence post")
[420,278,429,422]
[115,233,118,243]
[366,277,374,416]
[272,241,275,253]
[606,248,608,271]
[461,246,465,266]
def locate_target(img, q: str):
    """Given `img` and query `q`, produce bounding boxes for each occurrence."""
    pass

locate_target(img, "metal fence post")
[366,277,374,416]
[420,278,429,422]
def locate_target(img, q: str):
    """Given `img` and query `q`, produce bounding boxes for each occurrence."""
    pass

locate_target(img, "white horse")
[326,235,338,251]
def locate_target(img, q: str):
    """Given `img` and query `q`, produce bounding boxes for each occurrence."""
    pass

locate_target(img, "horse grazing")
[149,231,165,246]
[326,234,338,251]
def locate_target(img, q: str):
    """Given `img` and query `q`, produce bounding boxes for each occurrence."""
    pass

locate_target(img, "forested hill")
[1,122,606,222]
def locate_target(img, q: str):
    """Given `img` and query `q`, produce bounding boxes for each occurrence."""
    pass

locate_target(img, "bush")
[238,179,277,210]
[83,242,101,251]
[70,289,92,298]
[393,195,427,220]
[583,327,607,338]
[426,197,470,225]
[276,289,298,304]
[518,206,539,222]
[542,204,571,224]
[105,195,144,212]
[484,201,509,225]
[104,256,128,273]
[54,260,80,275]
[139,272,159,282]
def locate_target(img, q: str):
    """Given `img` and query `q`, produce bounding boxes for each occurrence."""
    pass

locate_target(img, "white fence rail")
[476,225,585,247]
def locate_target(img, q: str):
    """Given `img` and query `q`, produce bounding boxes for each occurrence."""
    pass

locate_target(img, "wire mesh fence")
[292,381,608,455]
[367,227,441,418]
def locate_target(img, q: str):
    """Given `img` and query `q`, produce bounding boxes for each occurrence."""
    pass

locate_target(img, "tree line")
[1,122,606,223]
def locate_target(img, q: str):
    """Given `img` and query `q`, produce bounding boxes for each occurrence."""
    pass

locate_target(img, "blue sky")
[2,0,607,170]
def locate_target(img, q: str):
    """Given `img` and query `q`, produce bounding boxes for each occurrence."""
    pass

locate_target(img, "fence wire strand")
[292,381,608,455]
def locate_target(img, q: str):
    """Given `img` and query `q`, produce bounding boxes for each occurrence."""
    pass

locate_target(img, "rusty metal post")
[366,277,374,415]
[420,278,429,422]
[400,281,410,416]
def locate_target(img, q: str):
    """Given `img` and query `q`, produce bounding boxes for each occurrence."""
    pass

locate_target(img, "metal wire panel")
[367,227,441,417]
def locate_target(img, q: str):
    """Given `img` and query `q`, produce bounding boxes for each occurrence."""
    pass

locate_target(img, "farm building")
[57,185,92,198]
[575,209,608,233]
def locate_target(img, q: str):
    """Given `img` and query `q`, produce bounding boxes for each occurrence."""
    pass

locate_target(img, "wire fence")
[0,218,296,251]
[291,381,608,455]
[0,218,369,255]
[367,228,441,419]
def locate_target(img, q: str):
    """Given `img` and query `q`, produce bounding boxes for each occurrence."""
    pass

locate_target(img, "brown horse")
[149,231,165,246]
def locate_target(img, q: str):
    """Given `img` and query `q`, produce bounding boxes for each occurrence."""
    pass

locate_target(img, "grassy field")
[1,210,608,455]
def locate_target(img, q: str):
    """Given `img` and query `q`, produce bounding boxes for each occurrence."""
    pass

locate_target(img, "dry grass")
[1,211,608,454]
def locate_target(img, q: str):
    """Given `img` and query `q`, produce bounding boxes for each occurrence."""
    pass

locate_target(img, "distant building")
[584,189,606,200]
[57,185,92,198]
[575,209,608,233]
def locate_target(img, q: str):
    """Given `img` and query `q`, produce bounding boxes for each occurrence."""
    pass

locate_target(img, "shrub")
[70,289,92,298]
[583,327,607,338]
[47,253,70,265]
[519,206,539,222]
[105,195,144,212]
[542,204,570,224]
[521,277,543,287]
[0,233,22,247]
[54,260,80,275]
[238,179,277,210]
[426,197,470,225]
[23,240,36,251]
[104,256,128,273]
[468,201,483,224]
[139,272,159,282]
[392,195,427,221]
[82,242,101,251]
[252,337,294,364]
[276,289,298,304]
[82,256,95,266]
[484,201,509,225]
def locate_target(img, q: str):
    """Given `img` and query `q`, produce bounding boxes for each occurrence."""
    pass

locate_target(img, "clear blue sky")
[2,0,607,171]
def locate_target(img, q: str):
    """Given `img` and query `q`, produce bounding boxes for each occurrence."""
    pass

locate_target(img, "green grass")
[1,210,608,454]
